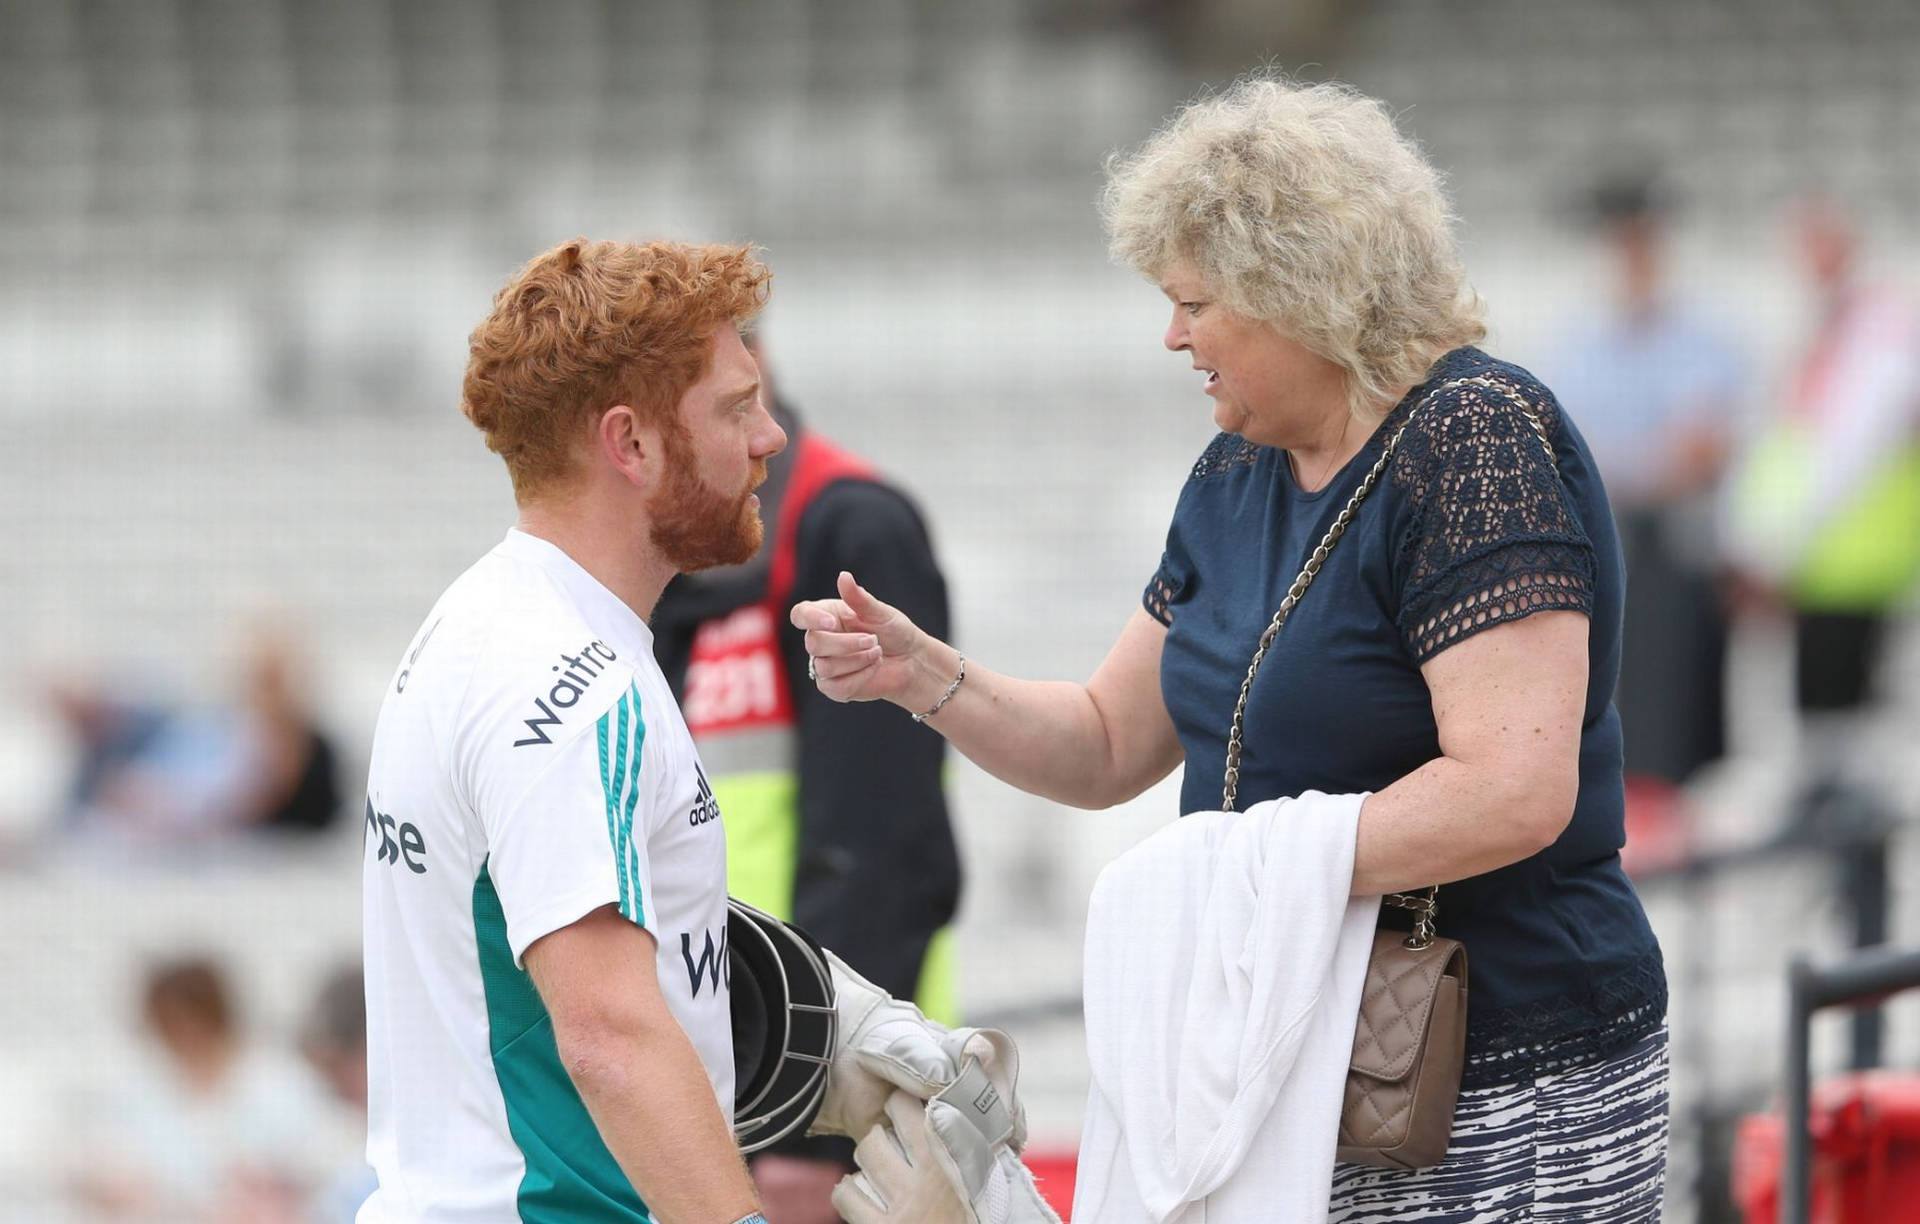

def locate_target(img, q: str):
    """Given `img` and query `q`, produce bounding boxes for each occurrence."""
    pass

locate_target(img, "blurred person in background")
[299,965,374,1224]
[71,955,341,1222]
[44,672,174,834]
[798,76,1667,1220]
[42,620,342,851]
[1728,201,1920,746]
[233,619,344,836]
[652,333,960,1224]
[1550,173,1744,788]
[360,239,781,1224]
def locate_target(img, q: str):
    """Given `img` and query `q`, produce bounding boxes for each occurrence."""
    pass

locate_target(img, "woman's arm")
[1351,609,1587,896]
[793,573,1183,809]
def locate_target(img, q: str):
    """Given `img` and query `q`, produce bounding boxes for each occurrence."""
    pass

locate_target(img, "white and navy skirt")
[1328,1027,1669,1222]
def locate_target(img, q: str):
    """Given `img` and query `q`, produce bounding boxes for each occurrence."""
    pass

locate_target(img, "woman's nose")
[1164,310,1189,352]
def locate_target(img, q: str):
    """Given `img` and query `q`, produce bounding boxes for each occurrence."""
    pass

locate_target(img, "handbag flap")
[1349,930,1466,1084]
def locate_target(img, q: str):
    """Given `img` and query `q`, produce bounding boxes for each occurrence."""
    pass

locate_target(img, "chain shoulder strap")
[1217,375,1555,948]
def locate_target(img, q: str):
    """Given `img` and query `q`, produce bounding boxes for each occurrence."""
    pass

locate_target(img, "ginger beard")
[648,427,768,572]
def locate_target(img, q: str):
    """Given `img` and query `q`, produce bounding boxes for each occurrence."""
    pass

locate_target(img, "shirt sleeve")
[1393,377,1597,664]
[1143,433,1249,626]
[1143,553,1182,627]
[461,664,658,966]
[784,480,958,997]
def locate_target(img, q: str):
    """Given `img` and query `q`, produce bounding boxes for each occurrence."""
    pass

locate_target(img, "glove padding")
[812,950,1027,1153]
[833,1090,1061,1224]
[833,1092,970,1224]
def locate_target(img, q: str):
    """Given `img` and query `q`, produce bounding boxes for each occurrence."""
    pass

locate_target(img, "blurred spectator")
[1728,201,1920,723]
[234,621,343,835]
[299,966,374,1224]
[71,956,342,1222]
[43,621,341,850]
[45,675,179,835]
[1551,173,1744,784]
[653,333,961,1224]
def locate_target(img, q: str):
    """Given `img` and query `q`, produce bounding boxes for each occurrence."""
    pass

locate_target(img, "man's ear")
[596,404,658,490]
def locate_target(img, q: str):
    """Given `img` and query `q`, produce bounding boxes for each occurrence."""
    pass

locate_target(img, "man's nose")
[754,412,788,460]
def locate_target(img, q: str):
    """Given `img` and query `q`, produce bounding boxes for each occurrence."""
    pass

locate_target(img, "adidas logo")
[688,762,722,827]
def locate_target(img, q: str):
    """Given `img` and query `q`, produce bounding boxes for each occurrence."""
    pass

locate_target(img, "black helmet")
[728,898,837,1153]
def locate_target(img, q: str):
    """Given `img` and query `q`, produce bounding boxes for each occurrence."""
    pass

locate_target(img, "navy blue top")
[1146,347,1666,1087]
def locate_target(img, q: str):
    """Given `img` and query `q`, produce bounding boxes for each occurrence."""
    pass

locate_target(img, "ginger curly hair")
[461,238,771,501]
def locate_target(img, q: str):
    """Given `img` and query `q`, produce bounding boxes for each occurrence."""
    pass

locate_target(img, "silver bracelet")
[911,653,967,723]
[728,1214,769,1224]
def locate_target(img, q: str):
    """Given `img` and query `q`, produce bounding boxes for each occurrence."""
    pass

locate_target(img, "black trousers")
[1615,511,1728,783]
[1794,610,1888,712]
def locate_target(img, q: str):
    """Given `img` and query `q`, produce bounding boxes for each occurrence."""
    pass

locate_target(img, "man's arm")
[524,905,759,1224]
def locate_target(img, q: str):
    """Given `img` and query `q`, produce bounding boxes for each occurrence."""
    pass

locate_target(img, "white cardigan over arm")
[1074,792,1381,1224]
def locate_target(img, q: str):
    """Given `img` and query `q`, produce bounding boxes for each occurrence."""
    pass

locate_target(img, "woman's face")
[1158,258,1350,449]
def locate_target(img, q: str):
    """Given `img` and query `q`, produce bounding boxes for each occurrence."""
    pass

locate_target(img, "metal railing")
[1633,774,1898,1222]
[1780,944,1920,1224]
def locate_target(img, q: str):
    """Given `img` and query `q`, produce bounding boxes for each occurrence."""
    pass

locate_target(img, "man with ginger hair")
[360,238,784,1224]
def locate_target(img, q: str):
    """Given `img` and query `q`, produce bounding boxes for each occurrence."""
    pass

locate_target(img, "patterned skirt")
[1328,1027,1669,1222]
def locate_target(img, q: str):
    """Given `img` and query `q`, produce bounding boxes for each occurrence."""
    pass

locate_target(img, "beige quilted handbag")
[1216,384,1537,1172]
[1335,917,1467,1168]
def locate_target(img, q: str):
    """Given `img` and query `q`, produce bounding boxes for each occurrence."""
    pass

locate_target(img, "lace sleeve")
[1142,434,1248,626]
[1392,377,1596,663]
[1143,555,1180,626]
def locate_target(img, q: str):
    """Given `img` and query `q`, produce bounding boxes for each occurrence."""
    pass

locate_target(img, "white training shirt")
[360,529,731,1224]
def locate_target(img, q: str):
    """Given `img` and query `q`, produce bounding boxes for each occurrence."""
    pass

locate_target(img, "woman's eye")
[1182,301,1204,316]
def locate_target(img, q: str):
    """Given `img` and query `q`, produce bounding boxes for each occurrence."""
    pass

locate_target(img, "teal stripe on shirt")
[594,686,647,925]
[619,682,645,923]
[595,705,630,919]
[597,694,632,921]
[613,692,634,918]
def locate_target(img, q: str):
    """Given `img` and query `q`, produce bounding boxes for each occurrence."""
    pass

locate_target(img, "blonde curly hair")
[1102,75,1484,421]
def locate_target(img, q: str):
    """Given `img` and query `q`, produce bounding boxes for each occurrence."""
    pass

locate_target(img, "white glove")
[814,953,1056,1223]
[812,950,1027,1150]
[921,1060,1059,1224]
[834,1090,1061,1224]
[833,1092,971,1224]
